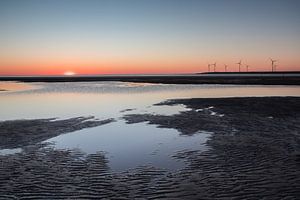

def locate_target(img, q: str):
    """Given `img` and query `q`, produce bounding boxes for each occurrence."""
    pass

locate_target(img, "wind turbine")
[224,64,228,72]
[270,58,277,72]
[212,62,217,72]
[236,60,242,72]
[208,64,211,72]
[246,65,249,72]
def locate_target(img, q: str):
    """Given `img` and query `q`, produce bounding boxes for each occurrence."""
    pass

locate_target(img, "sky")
[0,0,299,75]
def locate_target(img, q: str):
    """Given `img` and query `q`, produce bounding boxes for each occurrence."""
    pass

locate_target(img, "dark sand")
[125,97,300,199]
[1,73,300,85]
[1,97,300,199]
[0,117,115,149]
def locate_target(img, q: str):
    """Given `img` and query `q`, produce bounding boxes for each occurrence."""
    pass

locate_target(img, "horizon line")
[1,70,300,77]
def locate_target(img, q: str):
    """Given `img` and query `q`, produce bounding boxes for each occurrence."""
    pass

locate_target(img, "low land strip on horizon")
[0,72,300,85]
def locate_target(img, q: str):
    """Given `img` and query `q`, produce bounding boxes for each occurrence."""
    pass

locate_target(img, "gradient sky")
[0,0,299,75]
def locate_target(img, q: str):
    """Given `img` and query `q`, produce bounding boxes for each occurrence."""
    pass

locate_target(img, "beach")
[1,0,300,198]
[1,96,299,199]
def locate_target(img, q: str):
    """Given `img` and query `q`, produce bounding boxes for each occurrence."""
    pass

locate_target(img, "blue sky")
[0,0,299,74]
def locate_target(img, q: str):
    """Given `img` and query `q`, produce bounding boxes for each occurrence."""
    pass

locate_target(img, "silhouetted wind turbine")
[246,65,249,72]
[212,62,217,72]
[236,60,242,72]
[270,58,277,72]
[224,64,228,72]
[208,64,211,72]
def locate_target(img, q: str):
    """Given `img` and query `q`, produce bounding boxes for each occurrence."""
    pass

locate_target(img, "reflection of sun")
[64,71,76,76]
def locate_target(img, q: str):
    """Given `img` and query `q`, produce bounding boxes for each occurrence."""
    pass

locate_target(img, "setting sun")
[64,71,76,76]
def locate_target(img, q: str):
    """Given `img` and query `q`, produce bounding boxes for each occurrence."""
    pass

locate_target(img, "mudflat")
[0,117,115,149]
[1,97,300,199]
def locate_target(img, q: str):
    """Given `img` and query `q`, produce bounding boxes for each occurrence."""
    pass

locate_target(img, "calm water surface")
[1,81,299,171]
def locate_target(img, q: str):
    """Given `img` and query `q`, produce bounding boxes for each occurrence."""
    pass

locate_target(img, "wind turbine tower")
[212,62,217,72]
[224,64,228,72]
[208,64,211,72]
[270,58,277,72]
[246,65,249,72]
[236,60,242,72]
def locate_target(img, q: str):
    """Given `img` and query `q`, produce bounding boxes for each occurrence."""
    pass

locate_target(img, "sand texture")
[0,97,300,199]
[0,117,115,149]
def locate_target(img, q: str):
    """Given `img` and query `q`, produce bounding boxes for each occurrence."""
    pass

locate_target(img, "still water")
[1,81,299,171]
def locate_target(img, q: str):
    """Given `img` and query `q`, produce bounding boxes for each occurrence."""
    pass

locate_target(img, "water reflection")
[0,148,22,155]
[0,81,299,121]
[0,81,38,92]
[0,81,299,171]
[46,121,210,171]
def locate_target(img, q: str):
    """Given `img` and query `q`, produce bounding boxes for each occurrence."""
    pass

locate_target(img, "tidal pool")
[0,81,299,171]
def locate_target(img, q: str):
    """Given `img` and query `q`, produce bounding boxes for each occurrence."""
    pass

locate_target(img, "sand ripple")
[1,97,300,199]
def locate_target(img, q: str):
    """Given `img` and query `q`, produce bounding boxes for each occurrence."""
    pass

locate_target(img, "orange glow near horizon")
[0,43,299,75]
[0,58,299,76]
[1,1,300,76]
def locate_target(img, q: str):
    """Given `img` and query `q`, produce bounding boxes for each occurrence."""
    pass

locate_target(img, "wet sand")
[0,117,115,149]
[1,97,300,199]
[125,97,300,198]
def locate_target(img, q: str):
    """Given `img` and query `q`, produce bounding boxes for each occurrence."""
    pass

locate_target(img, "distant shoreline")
[200,71,300,74]
[0,72,300,85]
